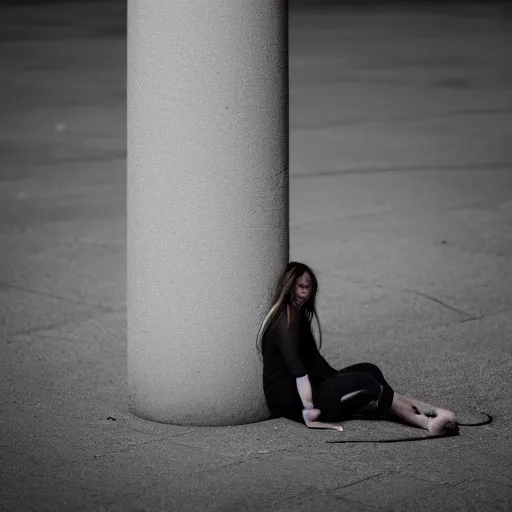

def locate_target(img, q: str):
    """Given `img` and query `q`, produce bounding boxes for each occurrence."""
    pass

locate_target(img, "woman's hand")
[302,408,344,431]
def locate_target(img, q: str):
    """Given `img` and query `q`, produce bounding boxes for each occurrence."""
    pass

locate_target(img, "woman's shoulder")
[270,306,287,330]
[262,306,287,338]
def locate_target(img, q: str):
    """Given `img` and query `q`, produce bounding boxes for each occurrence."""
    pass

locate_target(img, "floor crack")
[332,472,384,491]
[0,280,102,308]
[404,289,477,319]
[341,278,479,321]
[49,436,167,467]
[291,161,512,180]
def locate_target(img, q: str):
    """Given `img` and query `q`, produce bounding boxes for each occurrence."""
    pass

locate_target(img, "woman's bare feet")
[427,409,458,435]
[388,394,459,434]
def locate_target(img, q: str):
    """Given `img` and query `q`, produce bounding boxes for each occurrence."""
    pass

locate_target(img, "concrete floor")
[1,1,511,511]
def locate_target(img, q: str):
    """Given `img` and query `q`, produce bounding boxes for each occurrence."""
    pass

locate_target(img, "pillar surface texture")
[127,0,289,425]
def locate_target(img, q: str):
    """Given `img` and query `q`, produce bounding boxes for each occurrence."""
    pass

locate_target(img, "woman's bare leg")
[389,393,457,435]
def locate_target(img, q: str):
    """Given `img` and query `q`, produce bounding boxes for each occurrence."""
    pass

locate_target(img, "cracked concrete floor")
[1,0,512,511]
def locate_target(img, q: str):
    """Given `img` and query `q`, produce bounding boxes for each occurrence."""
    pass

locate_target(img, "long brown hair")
[256,261,323,360]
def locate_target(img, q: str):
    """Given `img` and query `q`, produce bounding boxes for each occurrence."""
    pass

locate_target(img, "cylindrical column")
[127,1,288,425]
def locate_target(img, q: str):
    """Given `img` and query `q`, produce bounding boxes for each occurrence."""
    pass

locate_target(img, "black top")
[262,304,336,419]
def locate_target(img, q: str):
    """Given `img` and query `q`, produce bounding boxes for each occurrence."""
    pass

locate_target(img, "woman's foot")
[427,409,458,435]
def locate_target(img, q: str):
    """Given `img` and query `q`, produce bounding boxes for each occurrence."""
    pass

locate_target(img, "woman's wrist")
[302,408,321,423]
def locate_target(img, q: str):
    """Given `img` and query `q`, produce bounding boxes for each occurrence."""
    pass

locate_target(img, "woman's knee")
[357,372,394,411]
[344,373,382,401]
[335,374,383,416]
[361,373,383,399]
[354,362,384,379]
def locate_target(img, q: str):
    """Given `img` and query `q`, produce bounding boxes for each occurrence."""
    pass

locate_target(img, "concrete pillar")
[127,1,289,425]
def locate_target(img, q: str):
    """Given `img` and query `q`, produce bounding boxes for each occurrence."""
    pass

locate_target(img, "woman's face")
[292,271,313,308]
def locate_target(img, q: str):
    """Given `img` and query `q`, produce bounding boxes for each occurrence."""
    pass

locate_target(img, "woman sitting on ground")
[256,261,458,434]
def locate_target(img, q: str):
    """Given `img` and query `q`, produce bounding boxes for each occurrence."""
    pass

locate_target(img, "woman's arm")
[296,374,315,410]
[296,375,344,431]
[276,309,343,431]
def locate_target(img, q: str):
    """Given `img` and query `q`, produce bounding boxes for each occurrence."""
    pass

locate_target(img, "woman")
[256,262,458,435]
